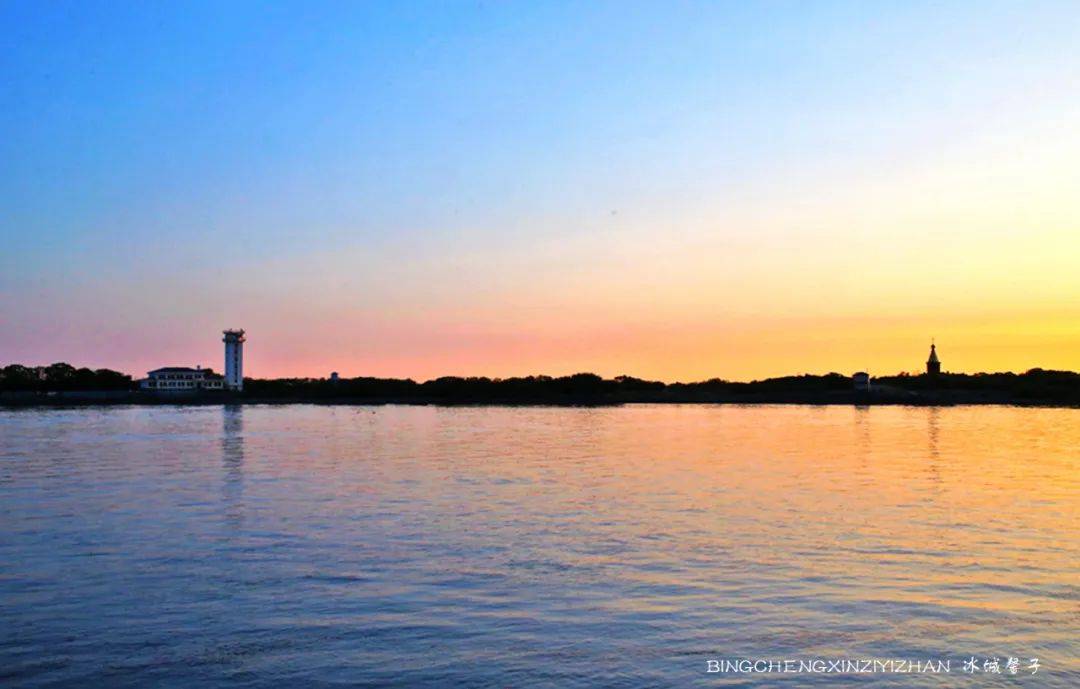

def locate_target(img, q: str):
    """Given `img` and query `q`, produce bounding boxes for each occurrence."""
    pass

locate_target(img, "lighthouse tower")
[223,329,245,391]
[926,341,941,376]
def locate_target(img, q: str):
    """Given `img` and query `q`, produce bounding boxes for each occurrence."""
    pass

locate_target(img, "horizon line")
[4,360,1077,387]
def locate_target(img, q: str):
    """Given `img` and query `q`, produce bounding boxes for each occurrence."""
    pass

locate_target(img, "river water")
[1,404,1077,687]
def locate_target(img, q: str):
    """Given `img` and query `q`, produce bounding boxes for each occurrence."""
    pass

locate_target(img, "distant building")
[140,367,223,391]
[926,342,941,376]
[852,371,871,392]
[223,329,245,391]
[140,329,246,392]
[330,372,339,382]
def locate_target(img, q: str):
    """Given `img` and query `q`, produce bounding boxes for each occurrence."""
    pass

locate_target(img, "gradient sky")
[2,1,1079,382]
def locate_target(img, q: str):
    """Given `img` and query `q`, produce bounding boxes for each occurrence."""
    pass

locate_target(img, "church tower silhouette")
[926,341,941,376]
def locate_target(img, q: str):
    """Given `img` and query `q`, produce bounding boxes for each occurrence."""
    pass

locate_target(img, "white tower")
[223,329,245,391]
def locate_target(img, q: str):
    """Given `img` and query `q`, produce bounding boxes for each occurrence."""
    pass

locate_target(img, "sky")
[2,1,1079,382]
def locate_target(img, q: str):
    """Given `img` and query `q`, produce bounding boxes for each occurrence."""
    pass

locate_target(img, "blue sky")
[3,1,1079,379]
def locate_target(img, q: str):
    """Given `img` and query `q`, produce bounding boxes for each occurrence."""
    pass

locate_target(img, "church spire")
[926,340,941,375]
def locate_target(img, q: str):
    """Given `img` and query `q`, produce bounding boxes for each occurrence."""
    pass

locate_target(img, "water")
[1,404,1077,687]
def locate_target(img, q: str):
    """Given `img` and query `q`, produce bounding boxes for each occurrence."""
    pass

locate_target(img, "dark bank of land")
[2,363,1079,407]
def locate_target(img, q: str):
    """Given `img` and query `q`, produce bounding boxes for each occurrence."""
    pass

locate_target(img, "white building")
[140,329,246,392]
[223,329,245,391]
[140,367,224,391]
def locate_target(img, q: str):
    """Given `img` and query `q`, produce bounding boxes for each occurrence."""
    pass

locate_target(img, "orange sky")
[3,3,1079,381]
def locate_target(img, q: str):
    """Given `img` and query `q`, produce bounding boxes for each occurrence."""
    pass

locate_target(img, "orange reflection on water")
[211,404,1079,677]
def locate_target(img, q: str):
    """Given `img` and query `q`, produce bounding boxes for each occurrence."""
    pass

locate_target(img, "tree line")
[3,363,1078,404]
[1,363,133,392]
[243,369,1080,404]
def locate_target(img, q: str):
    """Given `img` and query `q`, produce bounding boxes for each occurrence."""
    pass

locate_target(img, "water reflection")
[925,406,943,488]
[927,405,940,459]
[0,404,1076,688]
[221,404,244,531]
[853,405,872,471]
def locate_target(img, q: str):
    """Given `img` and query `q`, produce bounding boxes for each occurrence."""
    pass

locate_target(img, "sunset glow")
[3,2,1078,380]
